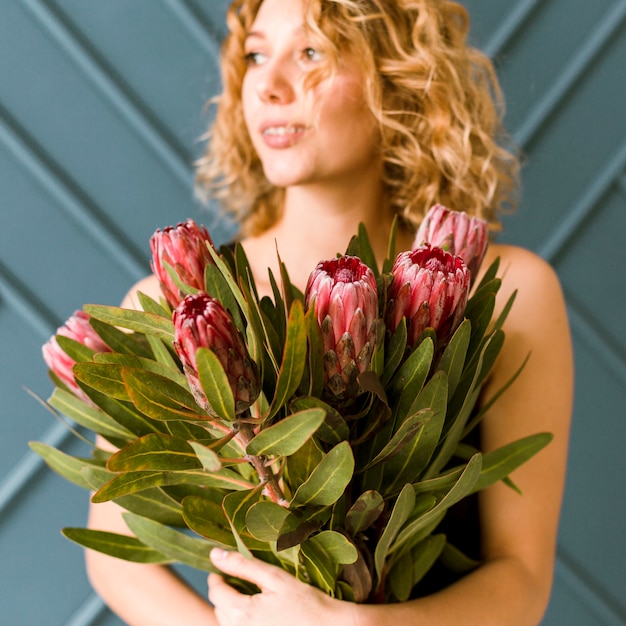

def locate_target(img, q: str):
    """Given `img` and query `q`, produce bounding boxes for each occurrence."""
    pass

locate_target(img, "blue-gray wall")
[1,1,624,624]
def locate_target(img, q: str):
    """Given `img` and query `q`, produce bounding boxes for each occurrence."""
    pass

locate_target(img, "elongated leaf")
[146,334,180,371]
[92,468,253,502]
[137,291,171,317]
[246,501,291,542]
[222,488,266,556]
[309,530,357,565]
[94,352,186,387]
[188,441,222,471]
[386,550,414,602]
[89,317,153,359]
[471,432,553,493]
[48,388,134,443]
[267,300,307,419]
[195,347,236,422]
[84,304,174,340]
[392,454,482,554]
[291,441,354,507]
[29,442,102,490]
[74,362,129,401]
[436,319,471,399]
[182,495,238,548]
[62,528,171,564]
[360,410,431,473]
[123,512,219,572]
[389,337,434,419]
[304,305,325,398]
[246,408,325,456]
[410,534,447,587]
[374,483,415,582]
[300,536,338,595]
[55,335,96,363]
[122,368,206,422]
[345,490,384,535]
[290,396,349,445]
[381,318,407,386]
[108,433,201,472]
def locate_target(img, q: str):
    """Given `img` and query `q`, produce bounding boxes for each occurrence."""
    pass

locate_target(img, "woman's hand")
[208,549,358,626]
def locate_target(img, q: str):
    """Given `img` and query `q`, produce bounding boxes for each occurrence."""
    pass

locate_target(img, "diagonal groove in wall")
[0,419,76,517]
[63,591,108,626]
[20,0,195,189]
[483,0,542,59]
[0,260,59,340]
[164,0,223,58]
[540,138,626,262]
[566,293,626,386]
[556,544,626,623]
[0,105,148,281]
[514,0,626,149]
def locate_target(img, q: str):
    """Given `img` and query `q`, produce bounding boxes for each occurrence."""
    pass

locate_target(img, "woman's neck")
[241,180,413,296]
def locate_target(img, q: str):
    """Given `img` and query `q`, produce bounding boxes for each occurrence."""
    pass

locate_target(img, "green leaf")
[94,352,186,387]
[360,409,432,474]
[246,408,325,456]
[107,433,202,472]
[303,305,325,398]
[195,347,236,422]
[222,488,265,556]
[122,368,206,422]
[137,291,171,317]
[392,454,482,554]
[345,490,384,535]
[307,530,357,565]
[410,534,447,587]
[381,318,407,386]
[471,432,553,493]
[84,304,174,340]
[187,441,222,472]
[89,317,153,359]
[437,319,471,399]
[62,528,171,564]
[374,483,415,582]
[48,388,134,444]
[55,335,96,363]
[73,362,129,402]
[300,535,338,595]
[290,396,349,445]
[182,495,239,548]
[267,300,307,419]
[386,550,414,602]
[92,468,253,502]
[284,438,324,490]
[245,501,291,542]
[123,512,219,572]
[291,441,354,507]
[29,442,101,490]
[389,337,434,418]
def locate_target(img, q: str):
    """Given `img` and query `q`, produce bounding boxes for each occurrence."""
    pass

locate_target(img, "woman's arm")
[85,275,219,626]
[207,245,574,626]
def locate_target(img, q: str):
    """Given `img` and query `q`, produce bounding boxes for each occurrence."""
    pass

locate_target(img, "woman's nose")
[256,60,296,104]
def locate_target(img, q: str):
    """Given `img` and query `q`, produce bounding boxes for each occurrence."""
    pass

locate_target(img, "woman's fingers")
[209,548,287,592]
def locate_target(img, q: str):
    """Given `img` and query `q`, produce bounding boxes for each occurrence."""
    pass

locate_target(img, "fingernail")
[210,548,228,561]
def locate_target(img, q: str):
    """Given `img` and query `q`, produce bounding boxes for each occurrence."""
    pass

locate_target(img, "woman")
[86,1,573,624]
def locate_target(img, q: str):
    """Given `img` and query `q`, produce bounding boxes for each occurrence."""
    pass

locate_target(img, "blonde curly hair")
[196,0,520,236]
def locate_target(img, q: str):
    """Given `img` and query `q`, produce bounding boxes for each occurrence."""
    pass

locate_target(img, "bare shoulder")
[120,274,162,310]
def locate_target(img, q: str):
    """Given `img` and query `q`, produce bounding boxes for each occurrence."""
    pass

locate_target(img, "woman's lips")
[260,123,307,148]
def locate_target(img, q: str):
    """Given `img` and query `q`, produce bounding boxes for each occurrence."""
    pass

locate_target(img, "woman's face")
[241,0,380,190]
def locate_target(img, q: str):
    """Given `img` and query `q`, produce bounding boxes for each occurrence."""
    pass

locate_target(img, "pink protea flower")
[173,293,260,416]
[304,256,379,401]
[150,219,215,309]
[42,310,110,402]
[413,204,488,280]
[386,245,471,348]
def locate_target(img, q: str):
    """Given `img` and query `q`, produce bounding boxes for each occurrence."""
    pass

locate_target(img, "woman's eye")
[302,47,323,62]
[244,51,266,66]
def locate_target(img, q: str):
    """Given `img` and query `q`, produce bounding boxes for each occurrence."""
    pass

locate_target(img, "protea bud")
[413,204,488,280]
[304,256,379,402]
[386,245,470,348]
[150,219,215,309]
[172,293,260,416]
[42,310,110,402]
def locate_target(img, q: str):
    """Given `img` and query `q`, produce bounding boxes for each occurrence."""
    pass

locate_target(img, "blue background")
[1,1,624,624]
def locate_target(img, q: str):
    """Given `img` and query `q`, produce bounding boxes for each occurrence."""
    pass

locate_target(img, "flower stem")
[235,421,288,507]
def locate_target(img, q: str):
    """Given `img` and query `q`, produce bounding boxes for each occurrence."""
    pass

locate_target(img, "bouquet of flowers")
[32,205,551,603]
